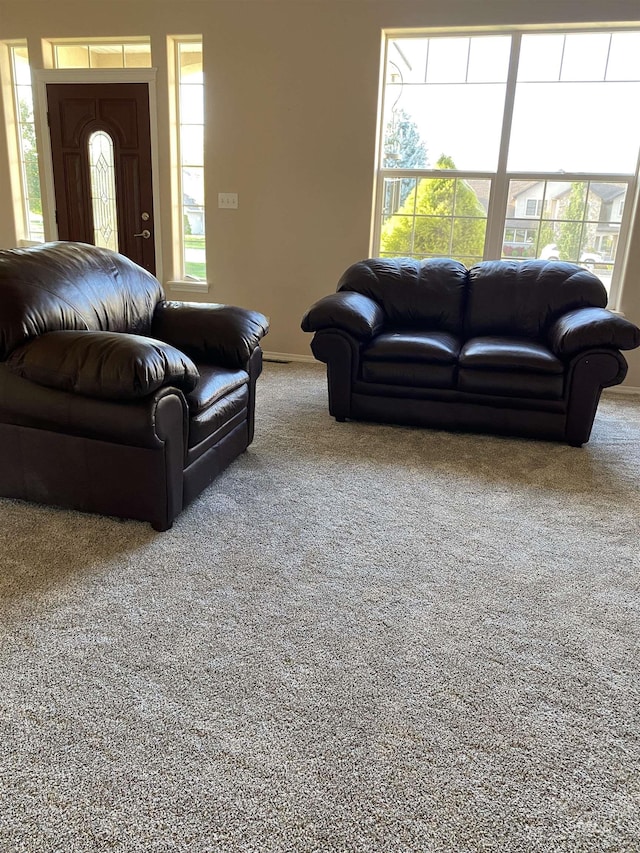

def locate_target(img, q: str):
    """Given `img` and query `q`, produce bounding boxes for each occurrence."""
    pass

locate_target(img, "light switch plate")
[218,192,238,209]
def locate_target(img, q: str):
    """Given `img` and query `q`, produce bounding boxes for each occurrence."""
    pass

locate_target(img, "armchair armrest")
[152,301,269,369]
[301,292,385,340]
[548,307,640,358]
[6,330,199,400]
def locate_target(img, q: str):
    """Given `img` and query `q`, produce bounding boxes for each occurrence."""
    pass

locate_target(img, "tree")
[383,109,427,211]
[19,99,42,215]
[380,154,486,261]
[383,108,427,170]
[556,182,587,261]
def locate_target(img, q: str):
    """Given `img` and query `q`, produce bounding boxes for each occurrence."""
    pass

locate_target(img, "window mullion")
[485,33,521,259]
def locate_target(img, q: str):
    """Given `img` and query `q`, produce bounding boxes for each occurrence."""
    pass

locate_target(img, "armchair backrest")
[465,259,608,339]
[0,242,164,360]
[337,257,468,333]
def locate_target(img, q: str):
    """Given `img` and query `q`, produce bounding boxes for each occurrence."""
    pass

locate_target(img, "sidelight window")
[7,44,43,243]
[174,39,206,282]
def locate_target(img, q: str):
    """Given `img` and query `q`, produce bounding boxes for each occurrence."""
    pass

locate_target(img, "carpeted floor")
[1,362,639,852]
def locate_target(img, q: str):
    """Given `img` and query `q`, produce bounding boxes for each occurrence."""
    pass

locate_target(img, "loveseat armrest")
[6,330,199,400]
[152,301,269,369]
[301,292,385,341]
[548,307,640,358]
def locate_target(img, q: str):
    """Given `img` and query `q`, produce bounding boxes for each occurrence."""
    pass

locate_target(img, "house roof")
[512,180,625,202]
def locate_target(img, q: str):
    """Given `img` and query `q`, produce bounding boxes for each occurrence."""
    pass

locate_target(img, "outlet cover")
[218,192,238,209]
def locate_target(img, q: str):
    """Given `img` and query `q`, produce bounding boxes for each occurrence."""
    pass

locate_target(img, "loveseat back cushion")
[464,260,608,339]
[337,257,468,333]
[0,242,164,359]
[7,330,199,401]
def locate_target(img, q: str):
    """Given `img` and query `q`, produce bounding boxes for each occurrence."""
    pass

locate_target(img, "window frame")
[4,41,44,245]
[373,26,640,309]
[169,36,207,290]
[46,38,152,70]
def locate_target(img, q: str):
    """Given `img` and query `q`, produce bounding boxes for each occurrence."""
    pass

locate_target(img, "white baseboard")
[262,351,317,364]
[604,385,640,397]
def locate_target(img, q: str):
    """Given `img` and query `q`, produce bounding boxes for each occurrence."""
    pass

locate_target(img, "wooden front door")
[47,82,155,274]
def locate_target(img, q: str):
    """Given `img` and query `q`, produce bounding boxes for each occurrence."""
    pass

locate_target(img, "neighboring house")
[505,180,625,260]
[183,193,205,236]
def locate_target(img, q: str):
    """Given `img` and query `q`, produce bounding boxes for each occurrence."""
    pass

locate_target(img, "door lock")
[133,229,151,239]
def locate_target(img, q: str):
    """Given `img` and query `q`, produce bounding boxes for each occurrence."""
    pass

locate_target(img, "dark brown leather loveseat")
[301,257,640,445]
[0,241,268,529]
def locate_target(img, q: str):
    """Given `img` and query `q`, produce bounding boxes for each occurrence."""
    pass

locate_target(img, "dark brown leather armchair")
[0,242,269,530]
[302,257,640,446]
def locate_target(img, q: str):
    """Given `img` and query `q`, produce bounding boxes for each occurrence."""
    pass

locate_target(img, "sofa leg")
[335,416,346,422]
[151,519,173,532]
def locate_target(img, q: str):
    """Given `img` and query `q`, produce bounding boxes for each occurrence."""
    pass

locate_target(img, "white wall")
[1,0,639,385]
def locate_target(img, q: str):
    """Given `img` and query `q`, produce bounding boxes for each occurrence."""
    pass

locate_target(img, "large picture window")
[375,29,640,305]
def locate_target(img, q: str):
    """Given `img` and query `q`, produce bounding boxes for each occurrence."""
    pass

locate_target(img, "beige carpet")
[1,362,639,852]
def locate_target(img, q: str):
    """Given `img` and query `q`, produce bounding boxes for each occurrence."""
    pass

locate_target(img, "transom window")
[375,28,640,305]
[50,39,152,69]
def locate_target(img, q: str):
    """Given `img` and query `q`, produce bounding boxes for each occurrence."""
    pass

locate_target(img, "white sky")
[386,32,640,174]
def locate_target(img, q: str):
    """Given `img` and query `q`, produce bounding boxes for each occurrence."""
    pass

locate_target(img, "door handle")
[133,229,151,239]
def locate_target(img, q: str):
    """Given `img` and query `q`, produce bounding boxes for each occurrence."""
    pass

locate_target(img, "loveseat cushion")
[458,337,564,399]
[457,368,564,399]
[337,257,468,333]
[459,337,564,374]
[361,331,459,389]
[363,330,460,364]
[6,330,199,401]
[465,260,608,339]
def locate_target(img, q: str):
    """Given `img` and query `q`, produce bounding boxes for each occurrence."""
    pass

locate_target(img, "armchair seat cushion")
[186,364,248,415]
[363,330,461,364]
[187,384,249,451]
[459,337,564,374]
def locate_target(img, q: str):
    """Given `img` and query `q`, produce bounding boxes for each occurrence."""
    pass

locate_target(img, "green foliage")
[556,182,587,261]
[19,99,42,216]
[380,154,486,261]
[537,220,556,253]
[183,213,192,236]
[185,260,207,280]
